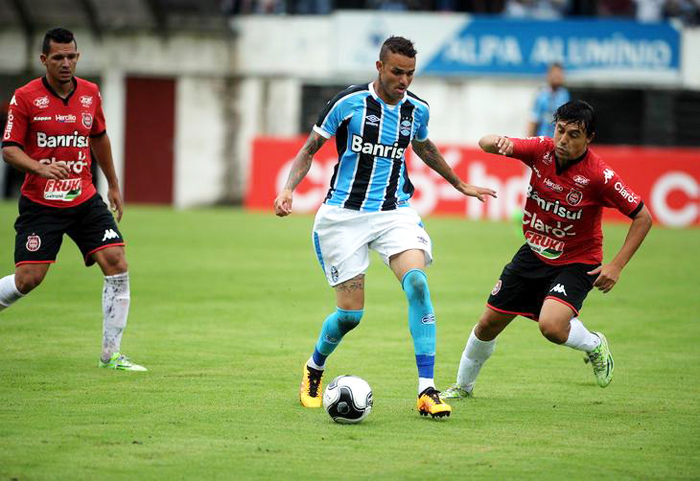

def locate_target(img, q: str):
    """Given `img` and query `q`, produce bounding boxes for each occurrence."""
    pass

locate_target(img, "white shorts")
[312,203,433,286]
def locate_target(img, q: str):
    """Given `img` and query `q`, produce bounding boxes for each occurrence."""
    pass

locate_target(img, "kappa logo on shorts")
[330,266,339,283]
[102,229,119,242]
[26,234,41,252]
[550,284,567,296]
[491,279,502,296]
[416,235,428,245]
[421,314,435,325]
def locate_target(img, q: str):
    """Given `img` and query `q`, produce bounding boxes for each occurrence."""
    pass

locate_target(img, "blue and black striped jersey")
[313,82,430,212]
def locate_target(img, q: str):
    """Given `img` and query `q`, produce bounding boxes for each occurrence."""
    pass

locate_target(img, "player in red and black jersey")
[443,101,652,398]
[0,28,145,371]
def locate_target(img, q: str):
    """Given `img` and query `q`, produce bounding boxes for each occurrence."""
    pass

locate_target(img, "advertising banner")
[423,18,680,81]
[246,137,699,228]
[332,13,681,83]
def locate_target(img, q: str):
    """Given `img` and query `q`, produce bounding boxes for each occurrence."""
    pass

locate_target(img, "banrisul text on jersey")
[313,82,430,212]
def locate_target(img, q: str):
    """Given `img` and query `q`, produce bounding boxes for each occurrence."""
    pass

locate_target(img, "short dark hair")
[379,36,417,62]
[42,27,76,55]
[554,100,596,137]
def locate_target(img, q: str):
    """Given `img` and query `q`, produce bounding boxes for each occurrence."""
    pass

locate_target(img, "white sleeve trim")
[313,125,332,139]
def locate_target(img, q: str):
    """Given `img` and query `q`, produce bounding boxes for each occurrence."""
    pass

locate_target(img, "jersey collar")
[42,76,78,106]
[555,148,588,175]
[368,81,406,108]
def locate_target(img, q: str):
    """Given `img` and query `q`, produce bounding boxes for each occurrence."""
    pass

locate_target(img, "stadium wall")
[0,19,699,213]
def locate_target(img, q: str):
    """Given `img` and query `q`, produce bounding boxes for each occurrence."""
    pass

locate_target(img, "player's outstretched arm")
[2,145,71,180]
[478,135,514,156]
[91,133,124,221]
[587,205,653,293]
[412,138,497,203]
[274,131,327,217]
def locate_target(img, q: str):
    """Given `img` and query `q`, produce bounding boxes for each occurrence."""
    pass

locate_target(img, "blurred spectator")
[567,0,597,14]
[505,0,570,18]
[598,0,635,16]
[663,0,700,24]
[634,0,665,21]
[528,63,570,138]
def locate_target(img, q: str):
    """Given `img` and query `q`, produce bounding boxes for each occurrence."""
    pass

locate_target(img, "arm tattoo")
[412,139,460,187]
[284,133,326,191]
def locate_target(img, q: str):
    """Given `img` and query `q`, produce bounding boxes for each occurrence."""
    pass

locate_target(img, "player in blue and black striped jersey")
[274,36,497,418]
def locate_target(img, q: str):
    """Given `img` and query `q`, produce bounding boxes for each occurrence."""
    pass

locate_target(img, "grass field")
[0,201,699,480]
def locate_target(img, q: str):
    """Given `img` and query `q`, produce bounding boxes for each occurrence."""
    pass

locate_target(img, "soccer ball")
[322,375,373,424]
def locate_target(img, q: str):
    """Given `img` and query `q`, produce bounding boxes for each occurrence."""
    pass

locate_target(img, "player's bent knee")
[336,308,363,333]
[402,269,429,302]
[538,318,567,344]
[15,270,46,294]
[97,249,128,274]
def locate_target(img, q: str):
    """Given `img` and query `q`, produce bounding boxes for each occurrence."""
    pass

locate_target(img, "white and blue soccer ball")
[323,375,373,424]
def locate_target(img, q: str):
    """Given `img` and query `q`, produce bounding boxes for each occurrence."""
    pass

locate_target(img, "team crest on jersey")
[82,113,93,128]
[491,279,502,295]
[34,96,49,108]
[400,117,412,137]
[566,189,583,206]
[542,152,553,165]
[573,175,590,186]
[80,95,93,108]
[26,235,41,252]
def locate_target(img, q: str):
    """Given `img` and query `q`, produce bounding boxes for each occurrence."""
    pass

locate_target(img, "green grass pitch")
[1,201,699,479]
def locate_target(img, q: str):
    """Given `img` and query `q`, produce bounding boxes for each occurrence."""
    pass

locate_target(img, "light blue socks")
[311,307,364,368]
[402,269,436,384]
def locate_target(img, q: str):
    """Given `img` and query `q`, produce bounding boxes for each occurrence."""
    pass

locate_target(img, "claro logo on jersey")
[36,131,89,148]
[3,111,13,140]
[615,182,637,203]
[39,156,89,174]
[526,186,582,220]
[350,134,405,160]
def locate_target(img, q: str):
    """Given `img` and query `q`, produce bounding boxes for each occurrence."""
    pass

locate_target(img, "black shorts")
[14,194,125,267]
[487,244,599,320]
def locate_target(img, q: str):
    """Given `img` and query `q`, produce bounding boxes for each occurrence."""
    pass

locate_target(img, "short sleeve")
[509,136,548,167]
[2,92,29,148]
[599,166,643,218]
[314,91,354,139]
[90,89,107,137]
[414,105,429,142]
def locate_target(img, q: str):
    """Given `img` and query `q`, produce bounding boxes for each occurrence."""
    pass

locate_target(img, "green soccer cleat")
[584,332,613,387]
[99,352,147,371]
[440,384,473,400]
